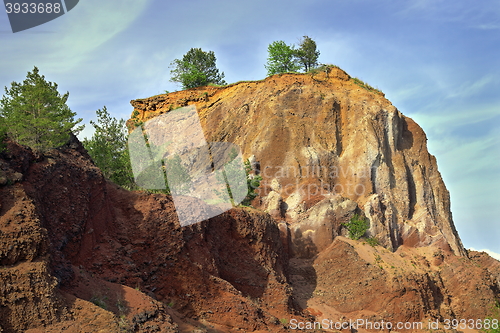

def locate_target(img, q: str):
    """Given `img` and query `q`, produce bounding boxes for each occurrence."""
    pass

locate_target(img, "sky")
[1,0,499,257]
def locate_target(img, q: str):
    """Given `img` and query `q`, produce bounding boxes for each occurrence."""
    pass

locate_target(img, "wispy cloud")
[0,0,151,76]
[445,75,497,99]
[397,0,500,25]
[48,0,151,72]
[413,105,500,138]
[475,23,500,30]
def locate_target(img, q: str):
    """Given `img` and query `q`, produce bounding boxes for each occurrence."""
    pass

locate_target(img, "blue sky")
[1,0,499,258]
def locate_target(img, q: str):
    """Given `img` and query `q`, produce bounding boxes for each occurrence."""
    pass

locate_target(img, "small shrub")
[343,214,370,240]
[216,157,262,207]
[307,63,339,75]
[243,159,262,206]
[116,298,127,314]
[118,314,131,332]
[90,295,108,310]
[482,318,500,333]
[207,82,226,87]
[351,77,384,95]
[366,237,379,247]
[280,318,288,325]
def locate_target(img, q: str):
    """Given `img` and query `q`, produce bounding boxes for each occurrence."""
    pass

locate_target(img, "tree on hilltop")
[265,37,321,75]
[0,66,83,151]
[170,48,226,89]
[296,36,320,72]
[264,40,301,76]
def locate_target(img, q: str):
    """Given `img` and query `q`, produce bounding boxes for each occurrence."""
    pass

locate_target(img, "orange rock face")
[130,67,465,257]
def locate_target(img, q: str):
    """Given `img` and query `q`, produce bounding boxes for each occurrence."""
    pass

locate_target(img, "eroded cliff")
[129,66,465,257]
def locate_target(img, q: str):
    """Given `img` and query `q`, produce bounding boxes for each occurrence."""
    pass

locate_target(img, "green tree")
[170,48,226,89]
[296,36,320,72]
[0,116,7,152]
[265,40,301,76]
[83,106,135,188]
[0,67,83,151]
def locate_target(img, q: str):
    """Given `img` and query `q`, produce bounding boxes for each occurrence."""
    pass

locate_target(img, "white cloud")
[469,248,500,261]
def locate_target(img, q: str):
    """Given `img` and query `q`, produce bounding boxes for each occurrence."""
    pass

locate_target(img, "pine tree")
[0,66,83,151]
[83,107,135,188]
[296,36,320,72]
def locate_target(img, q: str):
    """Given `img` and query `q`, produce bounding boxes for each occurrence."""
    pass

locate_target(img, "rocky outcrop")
[130,67,465,257]
[289,236,500,327]
[289,194,357,258]
[0,140,296,332]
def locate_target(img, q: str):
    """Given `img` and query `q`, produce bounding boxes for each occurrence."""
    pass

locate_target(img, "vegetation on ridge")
[265,36,320,76]
[351,76,384,95]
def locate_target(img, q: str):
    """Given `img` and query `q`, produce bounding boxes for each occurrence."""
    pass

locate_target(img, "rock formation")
[130,66,465,258]
[0,67,498,332]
